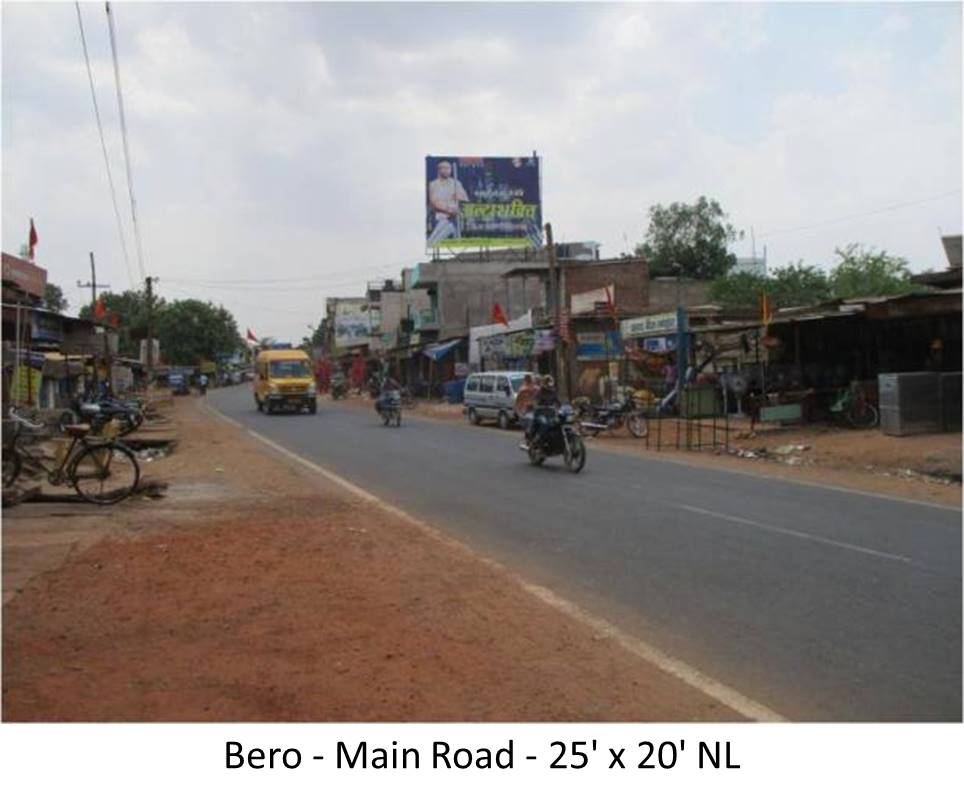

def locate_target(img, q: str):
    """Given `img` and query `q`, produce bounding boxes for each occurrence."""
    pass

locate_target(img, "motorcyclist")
[527,374,559,447]
[376,373,401,413]
[331,368,348,397]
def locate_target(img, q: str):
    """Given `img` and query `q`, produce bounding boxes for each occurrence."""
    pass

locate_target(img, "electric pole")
[145,275,159,385]
[77,252,111,393]
[545,223,567,400]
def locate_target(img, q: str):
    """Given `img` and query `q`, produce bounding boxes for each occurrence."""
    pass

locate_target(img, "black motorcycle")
[58,393,144,437]
[573,395,648,439]
[375,391,402,427]
[331,377,349,400]
[520,405,586,473]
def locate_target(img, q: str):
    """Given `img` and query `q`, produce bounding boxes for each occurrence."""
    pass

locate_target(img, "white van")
[462,371,530,429]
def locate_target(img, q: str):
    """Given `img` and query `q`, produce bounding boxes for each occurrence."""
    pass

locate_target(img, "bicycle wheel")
[847,402,879,429]
[70,443,140,504]
[2,449,22,488]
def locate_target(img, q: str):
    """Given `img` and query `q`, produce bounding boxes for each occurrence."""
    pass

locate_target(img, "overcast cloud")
[2,1,961,342]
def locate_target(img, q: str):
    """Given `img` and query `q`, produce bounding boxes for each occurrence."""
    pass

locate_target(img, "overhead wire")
[758,189,962,238]
[105,1,147,283]
[75,1,134,290]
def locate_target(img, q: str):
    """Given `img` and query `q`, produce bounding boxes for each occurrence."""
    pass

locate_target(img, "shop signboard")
[425,155,542,250]
[575,331,623,361]
[478,328,554,362]
[621,310,679,339]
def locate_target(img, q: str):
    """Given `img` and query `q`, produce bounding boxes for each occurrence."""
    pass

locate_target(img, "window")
[496,376,510,393]
[510,376,526,391]
[466,376,480,392]
[269,360,311,379]
[479,376,495,393]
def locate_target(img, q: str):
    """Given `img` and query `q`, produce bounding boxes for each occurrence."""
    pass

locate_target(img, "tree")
[635,196,743,280]
[43,282,69,314]
[155,299,242,365]
[79,290,157,358]
[829,244,914,299]
[709,262,832,309]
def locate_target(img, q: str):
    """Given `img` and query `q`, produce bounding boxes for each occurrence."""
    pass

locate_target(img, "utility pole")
[545,223,567,399]
[77,252,111,393]
[145,275,159,385]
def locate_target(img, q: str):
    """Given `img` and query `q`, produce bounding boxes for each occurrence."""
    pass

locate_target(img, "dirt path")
[2,397,738,721]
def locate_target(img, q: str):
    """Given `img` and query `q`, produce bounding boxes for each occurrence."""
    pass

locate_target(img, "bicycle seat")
[64,423,92,437]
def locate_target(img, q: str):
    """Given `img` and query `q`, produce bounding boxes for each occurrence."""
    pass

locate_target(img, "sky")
[2,0,961,343]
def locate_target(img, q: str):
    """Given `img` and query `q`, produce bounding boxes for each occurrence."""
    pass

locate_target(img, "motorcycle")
[58,392,144,437]
[375,391,402,427]
[572,394,648,439]
[331,377,349,400]
[519,405,586,473]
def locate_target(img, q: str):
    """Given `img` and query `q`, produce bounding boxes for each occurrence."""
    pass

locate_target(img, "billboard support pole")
[545,223,567,400]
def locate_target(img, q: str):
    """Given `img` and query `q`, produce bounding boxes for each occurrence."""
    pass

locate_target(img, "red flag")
[603,285,619,326]
[94,297,107,322]
[491,303,509,327]
[246,328,258,343]
[109,312,121,329]
[28,218,38,262]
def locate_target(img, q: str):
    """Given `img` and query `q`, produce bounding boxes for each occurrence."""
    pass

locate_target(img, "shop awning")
[422,338,461,362]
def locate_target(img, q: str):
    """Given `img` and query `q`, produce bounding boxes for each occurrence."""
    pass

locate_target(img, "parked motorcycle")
[375,391,402,427]
[58,392,144,437]
[519,405,586,473]
[572,395,648,438]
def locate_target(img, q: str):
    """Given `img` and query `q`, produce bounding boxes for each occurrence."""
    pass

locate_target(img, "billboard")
[426,156,542,250]
[334,300,373,349]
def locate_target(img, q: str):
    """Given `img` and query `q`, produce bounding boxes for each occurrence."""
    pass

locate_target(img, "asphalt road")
[210,387,962,721]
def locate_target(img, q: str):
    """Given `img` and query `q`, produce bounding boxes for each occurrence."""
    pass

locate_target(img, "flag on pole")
[94,297,107,322]
[246,328,258,343]
[28,218,38,262]
[603,284,619,327]
[491,303,509,327]
[761,293,774,325]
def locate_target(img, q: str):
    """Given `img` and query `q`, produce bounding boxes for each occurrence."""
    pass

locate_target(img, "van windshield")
[510,377,527,391]
[270,360,311,379]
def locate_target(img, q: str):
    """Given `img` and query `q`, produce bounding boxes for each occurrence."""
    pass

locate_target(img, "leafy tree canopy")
[156,299,243,366]
[829,243,914,299]
[635,196,743,280]
[43,282,69,314]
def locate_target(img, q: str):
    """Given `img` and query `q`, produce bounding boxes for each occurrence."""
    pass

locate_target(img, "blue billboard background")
[425,156,542,250]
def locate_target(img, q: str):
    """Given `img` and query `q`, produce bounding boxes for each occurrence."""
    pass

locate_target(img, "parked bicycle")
[829,382,879,429]
[3,407,140,504]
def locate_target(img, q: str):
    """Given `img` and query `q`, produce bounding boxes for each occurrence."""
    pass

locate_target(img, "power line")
[75,1,134,290]
[161,260,411,287]
[105,1,146,282]
[758,189,963,238]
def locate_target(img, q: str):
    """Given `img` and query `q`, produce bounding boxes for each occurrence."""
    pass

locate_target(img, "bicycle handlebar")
[8,408,45,431]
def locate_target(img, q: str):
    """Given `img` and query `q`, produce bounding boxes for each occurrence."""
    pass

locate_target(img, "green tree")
[43,282,69,314]
[635,196,743,280]
[156,299,242,365]
[829,244,914,299]
[79,289,156,357]
[709,262,832,309]
[708,270,768,309]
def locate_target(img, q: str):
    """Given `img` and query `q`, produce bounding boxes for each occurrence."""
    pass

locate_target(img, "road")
[209,386,962,721]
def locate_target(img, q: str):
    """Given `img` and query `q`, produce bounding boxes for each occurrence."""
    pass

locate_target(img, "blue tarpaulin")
[423,339,461,362]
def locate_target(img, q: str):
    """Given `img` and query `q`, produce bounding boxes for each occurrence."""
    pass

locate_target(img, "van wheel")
[497,411,509,430]
[468,408,479,425]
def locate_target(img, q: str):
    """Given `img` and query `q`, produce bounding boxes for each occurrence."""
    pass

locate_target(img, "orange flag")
[761,293,773,325]
[491,303,509,327]
[94,297,107,322]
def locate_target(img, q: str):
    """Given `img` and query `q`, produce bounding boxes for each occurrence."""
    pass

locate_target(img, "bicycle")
[399,387,418,410]
[2,407,141,504]
[829,382,879,429]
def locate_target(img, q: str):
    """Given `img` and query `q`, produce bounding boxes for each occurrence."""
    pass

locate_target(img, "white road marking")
[675,503,914,564]
[202,401,786,722]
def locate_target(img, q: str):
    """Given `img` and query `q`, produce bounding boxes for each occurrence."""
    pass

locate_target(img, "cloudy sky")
[2,1,961,342]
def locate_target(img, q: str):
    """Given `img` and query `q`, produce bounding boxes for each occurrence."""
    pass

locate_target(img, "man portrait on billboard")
[427,159,469,246]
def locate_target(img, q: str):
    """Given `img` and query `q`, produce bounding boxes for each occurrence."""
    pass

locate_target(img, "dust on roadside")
[2,395,739,722]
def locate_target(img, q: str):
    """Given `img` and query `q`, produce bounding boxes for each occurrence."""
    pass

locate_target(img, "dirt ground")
[337,394,962,507]
[2,396,737,722]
